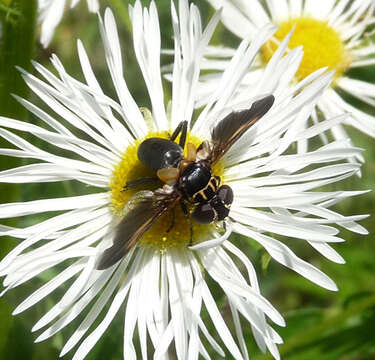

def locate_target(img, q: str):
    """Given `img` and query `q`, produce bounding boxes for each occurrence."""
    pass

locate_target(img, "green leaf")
[261,252,271,275]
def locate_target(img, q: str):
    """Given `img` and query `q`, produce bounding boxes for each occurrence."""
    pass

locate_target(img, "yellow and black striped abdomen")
[192,176,221,203]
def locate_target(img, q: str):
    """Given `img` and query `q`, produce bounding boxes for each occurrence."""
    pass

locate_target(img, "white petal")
[234,223,338,291]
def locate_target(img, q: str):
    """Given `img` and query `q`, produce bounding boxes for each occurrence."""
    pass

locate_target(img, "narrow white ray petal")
[70,257,137,360]
[76,40,133,147]
[0,112,120,165]
[328,0,351,24]
[144,253,163,349]
[166,251,188,360]
[20,72,119,153]
[223,242,276,352]
[98,9,148,139]
[231,168,357,200]
[230,207,342,243]
[133,252,152,360]
[34,263,115,336]
[291,204,368,234]
[188,223,232,250]
[304,0,335,19]
[225,144,362,180]
[0,207,107,276]
[308,242,345,264]
[206,0,258,39]
[267,0,289,21]
[190,257,243,360]
[121,245,145,358]
[45,55,128,153]
[231,163,360,187]
[227,293,278,356]
[0,192,108,219]
[12,259,86,315]
[289,0,303,16]
[234,223,338,291]
[337,77,375,107]
[13,95,72,136]
[61,248,136,357]
[0,163,108,186]
[0,124,113,175]
[0,204,101,240]
[185,253,225,358]
[130,1,168,130]
[204,45,236,58]
[154,321,174,360]
[20,212,111,263]
[87,0,99,12]
[322,89,375,138]
[229,301,249,360]
[233,0,270,27]
[148,254,167,346]
[171,0,221,129]
[39,0,66,47]
[212,248,277,341]
[4,247,97,287]
[194,25,277,136]
[200,247,285,326]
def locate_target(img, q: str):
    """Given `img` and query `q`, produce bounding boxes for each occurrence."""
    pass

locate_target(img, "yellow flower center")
[110,130,224,250]
[262,17,351,82]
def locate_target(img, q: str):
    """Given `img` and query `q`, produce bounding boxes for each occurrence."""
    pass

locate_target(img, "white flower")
[0,1,368,360]
[203,0,375,160]
[38,0,99,47]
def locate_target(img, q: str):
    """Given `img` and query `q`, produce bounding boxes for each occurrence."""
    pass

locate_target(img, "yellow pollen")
[109,129,225,251]
[261,17,351,82]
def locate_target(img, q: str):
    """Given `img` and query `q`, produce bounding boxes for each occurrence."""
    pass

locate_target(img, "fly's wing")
[210,95,275,164]
[96,190,180,270]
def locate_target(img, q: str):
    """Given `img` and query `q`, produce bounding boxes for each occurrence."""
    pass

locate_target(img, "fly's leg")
[180,199,193,245]
[166,207,175,233]
[170,120,188,149]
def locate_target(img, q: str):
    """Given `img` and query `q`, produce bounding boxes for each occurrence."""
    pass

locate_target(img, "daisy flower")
[0,0,368,360]
[203,0,375,159]
[38,0,99,47]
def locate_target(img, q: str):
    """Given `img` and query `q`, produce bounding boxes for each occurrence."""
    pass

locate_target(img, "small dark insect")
[97,95,275,269]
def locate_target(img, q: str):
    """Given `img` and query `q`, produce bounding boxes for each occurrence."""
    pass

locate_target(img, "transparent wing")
[97,190,180,270]
[210,95,275,164]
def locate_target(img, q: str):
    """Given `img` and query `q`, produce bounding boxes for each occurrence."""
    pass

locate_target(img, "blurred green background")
[0,0,374,359]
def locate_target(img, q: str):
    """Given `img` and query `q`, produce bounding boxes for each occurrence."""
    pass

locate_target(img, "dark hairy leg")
[170,120,188,149]
[180,199,194,245]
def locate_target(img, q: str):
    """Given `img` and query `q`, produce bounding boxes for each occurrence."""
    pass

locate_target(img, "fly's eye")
[192,203,216,224]
[217,185,233,206]
[164,150,182,168]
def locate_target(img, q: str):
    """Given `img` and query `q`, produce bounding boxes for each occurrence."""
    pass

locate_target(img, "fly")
[97,95,275,269]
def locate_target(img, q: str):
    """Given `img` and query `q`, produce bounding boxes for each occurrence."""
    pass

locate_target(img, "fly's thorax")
[178,162,221,203]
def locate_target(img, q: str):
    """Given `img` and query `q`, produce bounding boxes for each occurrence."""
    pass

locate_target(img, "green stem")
[255,292,375,360]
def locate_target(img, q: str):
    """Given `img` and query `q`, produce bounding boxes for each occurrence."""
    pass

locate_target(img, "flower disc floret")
[262,17,351,81]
